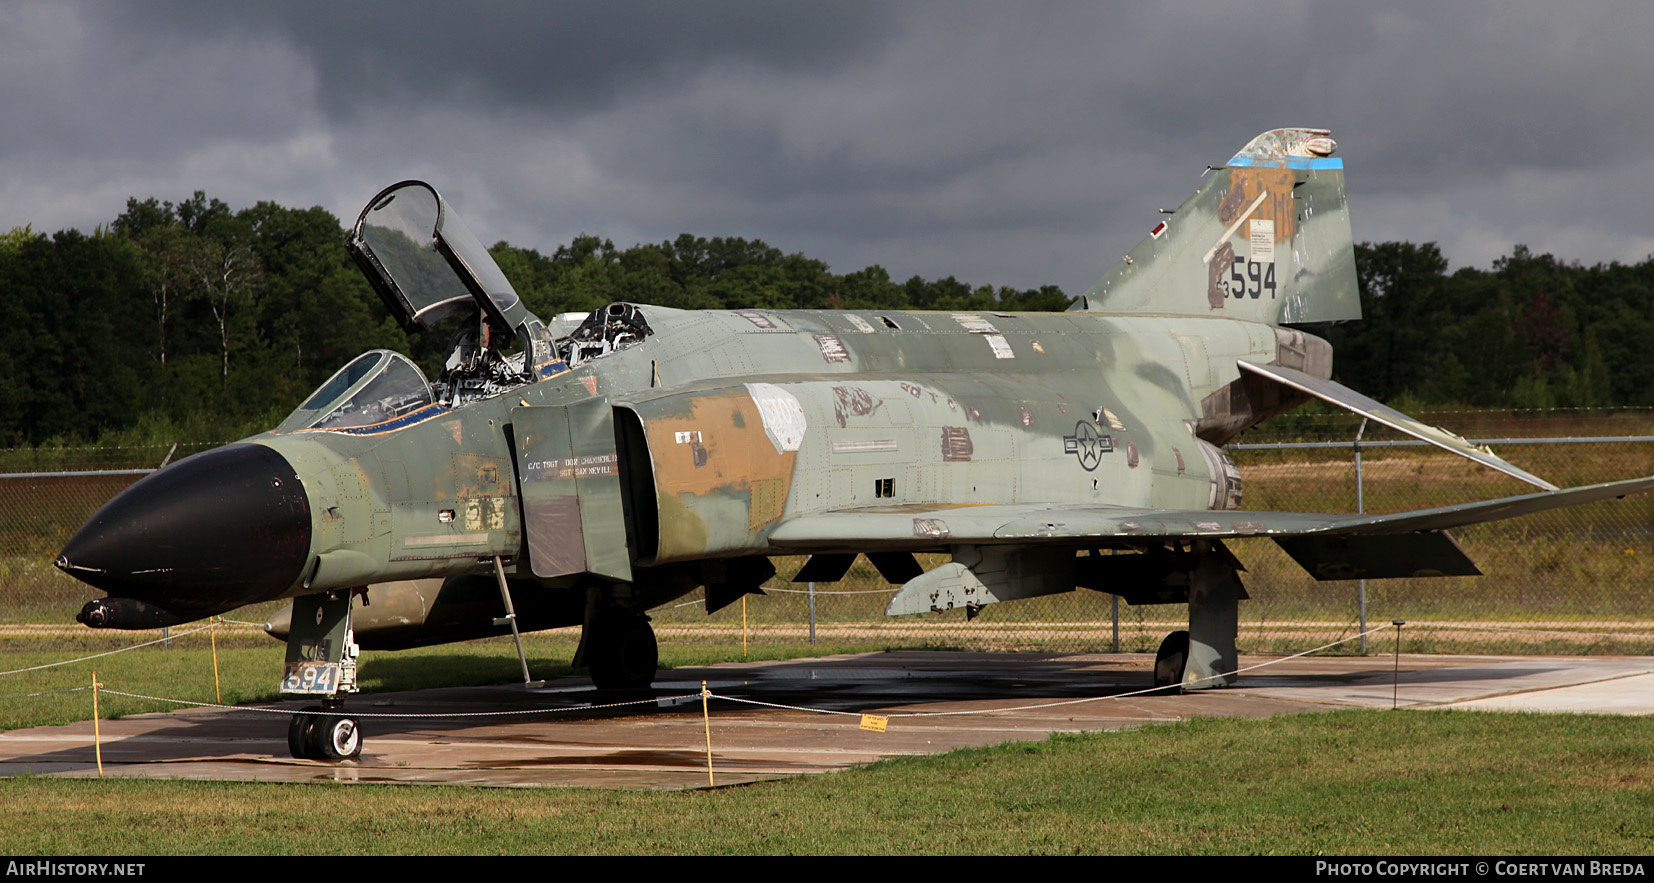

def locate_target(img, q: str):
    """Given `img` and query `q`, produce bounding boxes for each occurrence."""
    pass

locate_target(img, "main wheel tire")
[287,706,322,760]
[588,614,658,690]
[1153,630,1191,693]
[310,714,362,760]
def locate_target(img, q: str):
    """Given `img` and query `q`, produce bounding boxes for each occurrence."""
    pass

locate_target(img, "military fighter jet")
[56,128,1654,760]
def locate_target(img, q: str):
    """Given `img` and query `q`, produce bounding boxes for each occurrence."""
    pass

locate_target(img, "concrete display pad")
[2,651,1649,789]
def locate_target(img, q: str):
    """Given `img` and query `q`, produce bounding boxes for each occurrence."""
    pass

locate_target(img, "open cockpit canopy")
[347,180,537,336]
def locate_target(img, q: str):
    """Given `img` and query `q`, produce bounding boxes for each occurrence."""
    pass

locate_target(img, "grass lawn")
[3,623,1652,855]
[0,710,1649,855]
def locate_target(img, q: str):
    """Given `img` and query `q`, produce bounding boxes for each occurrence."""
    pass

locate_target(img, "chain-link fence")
[3,413,1651,662]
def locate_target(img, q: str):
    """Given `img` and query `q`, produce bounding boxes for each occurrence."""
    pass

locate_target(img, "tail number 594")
[1229,257,1276,299]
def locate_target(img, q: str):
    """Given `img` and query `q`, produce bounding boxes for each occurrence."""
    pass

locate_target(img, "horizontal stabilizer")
[1238,361,1557,490]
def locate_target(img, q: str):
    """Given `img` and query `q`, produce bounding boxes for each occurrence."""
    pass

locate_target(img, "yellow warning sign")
[859,714,889,732]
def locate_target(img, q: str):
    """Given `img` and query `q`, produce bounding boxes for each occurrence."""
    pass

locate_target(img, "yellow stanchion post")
[701,680,714,787]
[741,597,748,660]
[91,671,103,778]
[211,617,222,704]
[1392,620,1406,709]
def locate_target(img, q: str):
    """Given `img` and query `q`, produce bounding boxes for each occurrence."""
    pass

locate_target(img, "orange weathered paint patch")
[638,388,797,559]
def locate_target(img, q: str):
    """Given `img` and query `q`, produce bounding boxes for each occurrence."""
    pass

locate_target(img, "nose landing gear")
[282,591,364,761]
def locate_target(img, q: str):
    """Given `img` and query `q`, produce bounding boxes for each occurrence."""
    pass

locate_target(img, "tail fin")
[1071,127,1359,325]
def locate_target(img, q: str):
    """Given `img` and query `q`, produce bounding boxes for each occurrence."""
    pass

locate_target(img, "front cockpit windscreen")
[276,350,435,432]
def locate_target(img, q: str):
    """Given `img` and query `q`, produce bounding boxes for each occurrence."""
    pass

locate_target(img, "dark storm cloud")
[107,1,897,120]
[7,1,1654,297]
[1301,3,1654,198]
[0,4,314,162]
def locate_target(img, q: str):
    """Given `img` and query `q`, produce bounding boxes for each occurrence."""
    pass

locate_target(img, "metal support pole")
[808,582,817,645]
[1392,620,1406,708]
[1354,418,1369,654]
[1111,594,1120,653]
[492,556,541,687]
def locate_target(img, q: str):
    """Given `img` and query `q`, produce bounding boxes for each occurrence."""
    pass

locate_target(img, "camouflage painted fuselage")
[250,305,1310,602]
[59,127,1352,636]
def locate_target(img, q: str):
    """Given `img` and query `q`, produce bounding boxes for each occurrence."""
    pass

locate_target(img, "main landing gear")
[1148,540,1246,694]
[1152,630,1191,692]
[580,607,659,690]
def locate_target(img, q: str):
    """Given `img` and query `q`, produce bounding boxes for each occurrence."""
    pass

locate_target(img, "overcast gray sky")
[5,1,1653,296]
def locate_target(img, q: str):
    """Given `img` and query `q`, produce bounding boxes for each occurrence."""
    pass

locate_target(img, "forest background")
[2,191,1651,449]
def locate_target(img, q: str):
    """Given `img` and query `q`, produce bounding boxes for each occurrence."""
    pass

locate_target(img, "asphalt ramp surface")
[2,651,1649,790]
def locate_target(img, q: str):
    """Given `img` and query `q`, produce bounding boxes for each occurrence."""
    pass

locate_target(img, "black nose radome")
[57,444,312,621]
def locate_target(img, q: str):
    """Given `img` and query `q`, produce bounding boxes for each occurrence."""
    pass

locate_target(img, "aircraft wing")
[769,475,1652,549]
[1237,360,1558,490]
[769,475,1654,589]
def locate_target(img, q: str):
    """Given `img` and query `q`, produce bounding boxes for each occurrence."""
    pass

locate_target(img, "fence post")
[1354,418,1368,654]
[808,582,817,646]
[1111,594,1119,653]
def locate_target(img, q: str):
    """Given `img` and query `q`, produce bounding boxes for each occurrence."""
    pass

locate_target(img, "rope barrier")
[712,625,1397,719]
[77,626,1401,725]
[95,688,699,719]
[663,585,898,610]
[0,622,221,676]
[758,587,898,596]
[0,685,94,701]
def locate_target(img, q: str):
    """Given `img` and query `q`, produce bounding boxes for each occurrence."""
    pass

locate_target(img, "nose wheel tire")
[287,706,322,759]
[313,714,362,760]
[287,708,362,760]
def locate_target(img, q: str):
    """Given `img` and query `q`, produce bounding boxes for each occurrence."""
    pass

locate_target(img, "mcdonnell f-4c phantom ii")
[57,128,1654,760]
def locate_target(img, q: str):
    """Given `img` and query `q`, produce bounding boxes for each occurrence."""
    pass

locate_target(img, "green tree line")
[1325,242,1654,410]
[0,195,1649,447]
[0,194,1068,446]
